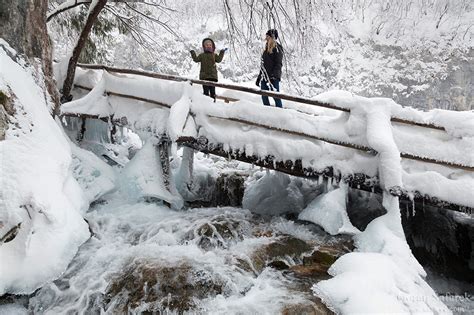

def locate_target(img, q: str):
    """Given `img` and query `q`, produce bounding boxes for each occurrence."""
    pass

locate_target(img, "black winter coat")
[259,43,283,81]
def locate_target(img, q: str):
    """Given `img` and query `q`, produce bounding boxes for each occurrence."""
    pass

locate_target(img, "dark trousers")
[202,78,217,99]
[261,79,282,108]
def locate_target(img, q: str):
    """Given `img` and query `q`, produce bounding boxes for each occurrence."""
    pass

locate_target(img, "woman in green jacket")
[190,38,226,100]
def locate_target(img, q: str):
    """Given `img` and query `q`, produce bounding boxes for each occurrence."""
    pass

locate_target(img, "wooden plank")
[207,115,474,172]
[61,112,129,127]
[76,63,448,131]
[74,84,171,108]
[210,115,375,153]
[215,95,238,103]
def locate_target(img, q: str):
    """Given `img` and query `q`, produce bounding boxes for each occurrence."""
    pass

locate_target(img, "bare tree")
[60,0,107,103]
[0,0,60,113]
[48,0,179,103]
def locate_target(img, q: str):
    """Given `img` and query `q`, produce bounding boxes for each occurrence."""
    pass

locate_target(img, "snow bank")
[311,89,451,313]
[298,186,360,235]
[0,41,89,294]
[314,252,448,314]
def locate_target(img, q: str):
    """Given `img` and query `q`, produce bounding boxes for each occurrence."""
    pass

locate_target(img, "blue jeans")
[261,79,282,108]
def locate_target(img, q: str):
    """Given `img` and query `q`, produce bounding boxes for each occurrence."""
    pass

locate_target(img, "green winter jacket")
[190,49,225,80]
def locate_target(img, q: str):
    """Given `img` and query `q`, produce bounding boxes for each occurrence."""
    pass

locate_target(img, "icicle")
[326,177,332,191]
[412,198,416,216]
[318,175,323,185]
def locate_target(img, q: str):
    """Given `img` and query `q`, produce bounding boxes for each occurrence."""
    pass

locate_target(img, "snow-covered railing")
[70,77,474,172]
[61,64,474,213]
[76,63,448,131]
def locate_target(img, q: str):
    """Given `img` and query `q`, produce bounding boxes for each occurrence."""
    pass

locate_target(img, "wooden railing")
[72,71,474,172]
[76,63,448,131]
[64,64,474,213]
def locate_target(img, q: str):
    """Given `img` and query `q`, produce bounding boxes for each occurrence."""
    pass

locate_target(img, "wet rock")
[401,201,474,282]
[252,229,273,238]
[282,299,333,315]
[105,260,224,313]
[268,260,290,270]
[234,257,255,274]
[303,242,354,267]
[187,172,245,208]
[288,241,354,281]
[211,173,245,207]
[184,215,248,250]
[251,235,313,272]
[346,190,386,231]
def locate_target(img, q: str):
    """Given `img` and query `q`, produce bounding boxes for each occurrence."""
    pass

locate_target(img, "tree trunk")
[60,0,107,103]
[0,0,60,113]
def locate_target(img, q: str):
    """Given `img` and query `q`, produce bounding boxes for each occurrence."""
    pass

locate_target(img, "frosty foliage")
[49,0,473,110]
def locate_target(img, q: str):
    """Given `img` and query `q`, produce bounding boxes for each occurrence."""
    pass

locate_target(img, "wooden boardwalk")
[62,64,474,214]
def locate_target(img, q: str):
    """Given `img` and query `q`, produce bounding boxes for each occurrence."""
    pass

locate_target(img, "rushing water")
[1,194,473,314]
[14,192,341,314]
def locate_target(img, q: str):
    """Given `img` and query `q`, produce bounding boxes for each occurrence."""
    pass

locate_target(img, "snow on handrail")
[69,83,474,172]
[76,63,447,131]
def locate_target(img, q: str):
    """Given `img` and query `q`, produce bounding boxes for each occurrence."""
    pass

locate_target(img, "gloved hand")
[255,74,262,87]
[189,50,195,54]
[222,48,228,52]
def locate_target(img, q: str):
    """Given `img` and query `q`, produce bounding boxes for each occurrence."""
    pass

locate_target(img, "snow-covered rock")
[0,40,89,294]
[298,186,360,236]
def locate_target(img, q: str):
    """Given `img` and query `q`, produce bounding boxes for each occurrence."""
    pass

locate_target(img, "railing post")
[77,117,86,142]
[157,134,172,207]
[180,146,195,191]
[108,116,117,144]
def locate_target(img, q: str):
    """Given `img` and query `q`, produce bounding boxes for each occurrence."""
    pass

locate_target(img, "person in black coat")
[256,29,283,108]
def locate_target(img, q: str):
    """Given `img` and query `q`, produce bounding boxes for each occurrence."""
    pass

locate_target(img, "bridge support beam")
[176,136,473,215]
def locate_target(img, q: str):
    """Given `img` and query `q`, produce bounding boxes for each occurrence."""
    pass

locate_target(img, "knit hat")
[266,29,278,39]
[202,38,216,52]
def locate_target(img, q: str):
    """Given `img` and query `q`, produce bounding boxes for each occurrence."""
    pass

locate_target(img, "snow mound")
[0,40,89,294]
[314,251,448,314]
[242,172,305,215]
[298,186,360,235]
[312,87,451,314]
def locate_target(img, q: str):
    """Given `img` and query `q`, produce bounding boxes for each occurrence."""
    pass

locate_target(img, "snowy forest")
[0,0,473,314]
